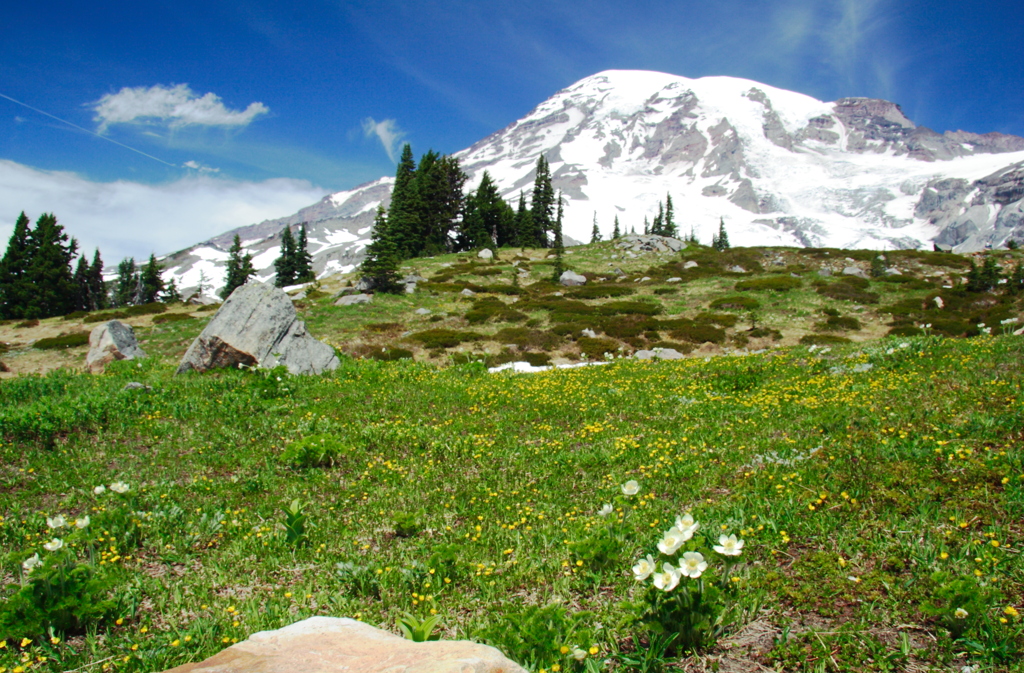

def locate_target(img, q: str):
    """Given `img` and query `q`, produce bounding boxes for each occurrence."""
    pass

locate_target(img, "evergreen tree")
[274,226,298,287]
[1009,263,1024,295]
[713,218,731,251]
[413,153,466,256]
[360,205,403,293]
[388,144,421,258]
[88,249,107,311]
[643,216,649,235]
[73,254,91,312]
[294,224,315,283]
[529,155,555,247]
[23,213,78,318]
[0,211,33,319]
[140,254,164,304]
[651,202,664,236]
[612,215,621,240]
[459,171,503,251]
[163,278,182,303]
[631,225,637,235]
[514,192,532,249]
[664,194,677,238]
[113,258,138,307]
[221,234,257,299]
[551,193,565,280]
[590,214,602,244]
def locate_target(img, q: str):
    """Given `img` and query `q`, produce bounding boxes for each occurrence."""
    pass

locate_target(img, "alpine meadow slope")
[160,70,1024,296]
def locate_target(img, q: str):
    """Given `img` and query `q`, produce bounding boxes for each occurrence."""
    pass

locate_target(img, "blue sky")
[2,0,1023,260]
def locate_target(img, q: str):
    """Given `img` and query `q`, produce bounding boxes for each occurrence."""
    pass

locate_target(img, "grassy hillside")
[1,242,1023,672]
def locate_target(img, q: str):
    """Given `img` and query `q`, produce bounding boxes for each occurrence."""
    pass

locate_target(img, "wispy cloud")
[183,160,220,174]
[0,160,324,262]
[93,84,269,132]
[361,117,405,163]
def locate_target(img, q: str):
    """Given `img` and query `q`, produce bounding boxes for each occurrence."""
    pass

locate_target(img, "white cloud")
[93,84,269,131]
[0,160,324,263]
[183,160,220,173]
[361,117,405,163]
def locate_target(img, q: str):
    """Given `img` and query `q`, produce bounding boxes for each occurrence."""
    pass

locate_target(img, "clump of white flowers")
[632,510,745,593]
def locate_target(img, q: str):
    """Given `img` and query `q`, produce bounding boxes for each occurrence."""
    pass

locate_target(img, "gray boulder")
[176,282,339,376]
[414,308,432,315]
[842,266,869,279]
[460,288,476,297]
[86,320,146,374]
[728,265,747,273]
[477,249,494,260]
[559,270,587,286]
[634,348,686,361]
[335,294,373,306]
[683,261,699,269]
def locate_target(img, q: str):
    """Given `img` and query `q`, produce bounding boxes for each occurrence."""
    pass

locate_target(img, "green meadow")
[2,243,1024,672]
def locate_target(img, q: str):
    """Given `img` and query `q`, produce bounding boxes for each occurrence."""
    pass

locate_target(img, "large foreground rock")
[176,282,339,376]
[86,320,146,374]
[162,617,525,673]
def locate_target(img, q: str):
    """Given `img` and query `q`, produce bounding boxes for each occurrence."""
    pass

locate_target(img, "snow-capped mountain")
[161,70,1024,295]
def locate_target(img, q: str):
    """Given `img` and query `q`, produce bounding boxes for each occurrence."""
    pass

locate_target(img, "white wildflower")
[43,538,64,552]
[632,554,656,581]
[712,534,745,556]
[652,563,681,591]
[621,480,639,496]
[597,504,613,517]
[657,527,689,555]
[75,515,90,529]
[22,553,41,572]
[679,551,707,578]
[46,515,66,529]
[110,481,130,494]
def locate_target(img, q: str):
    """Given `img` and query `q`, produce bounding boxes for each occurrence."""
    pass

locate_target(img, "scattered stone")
[884,268,902,275]
[86,320,147,374]
[290,290,307,301]
[625,251,637,258]
[559,270,587,286]
[818,268,833,277]
[553,292,564,297]
[728,265,747,273]
[122,382,152,392]
[332,287,360,299]
[581,328,597,338]
[355,278,374,292]
[160,617,526,673]
[934,296,945,309]
[842,266,869,279]
[614,234,686,253]
[405,283,417,294]
[176,282,339,376]
[460,288,476,297]
[666,277,682,282]
[612,267,626,276]
[683,261,698,269]
[402,274,427,284]
[634,348,686,361]
[640,276,651,282]
[415,308,432,315]
[335,294,373,306]
[477,249,494,260]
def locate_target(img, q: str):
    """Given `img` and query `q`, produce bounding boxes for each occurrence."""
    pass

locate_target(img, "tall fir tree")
[650,201,664,236]
[514,192,532,249]
[459,171,502,251]
[664,194,678,238]
[0,211,33,319]
[612,215,621,240]
[140,254,164,304]
[643,216,649,235]
[274,226,298,287]
[163,278,182,303]
[113,258,138,307]
[88,249,107,311]
[590,213,602,243]
[360,205,402,293]
[529,155,555,247]
[551,193,565,280]
[73,254,91,312]
[387,144,421,259]
[24,213,78,318]
[221,234,257,299]
[713,217,731,251]
[411,152,466,256]
[294,224,315,283]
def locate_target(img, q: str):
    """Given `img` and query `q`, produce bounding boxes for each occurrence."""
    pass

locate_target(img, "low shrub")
[408,329,482,349]
[152,313,195,325]
[549,323,587,337]
[365,322,404,333]
[747,327,782,340]
[34,333,90,350]
[814,315,862,332]
[876,275,934,289]
[473,267,504,277]
[600,315,658,338]
[668,323,726,344]
[366,347,414,362]
[648,340,694,353]
[816,282,880,304]
[123,302,168,317]
[193,303,221,312]
[709,295,761,311]
[695,312,738,327]
[16,319,40,328]
[735,276,802,292]
[576,336,621,359]
[485,351,552,368]
[280,434,352,469]
[62,311,90,321]
[598,300,662,316]
[887,325,923,337]
[565,285,635,299]
[84,312,126,323]
[799,334,852,345]
[465,298,528,324]
[653,287,678,295]
[493,327,562,350]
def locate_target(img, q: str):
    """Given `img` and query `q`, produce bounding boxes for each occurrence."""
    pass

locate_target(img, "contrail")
[0,91,180,168]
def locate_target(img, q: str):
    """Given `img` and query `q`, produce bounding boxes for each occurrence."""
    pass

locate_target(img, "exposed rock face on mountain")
[160,70,1024,297]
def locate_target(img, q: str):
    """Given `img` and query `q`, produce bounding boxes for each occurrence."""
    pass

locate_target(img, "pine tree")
[551,192,565,281]
[113,258,138,307]
[140,254,164,304]
[590,214,602,243]
[388,144,421,259]
[612,216,621,240]
[664,194,677,238]
[274,226,298,287]
[643,217,649,235]
[0,211,33,318]
[529,155,555,247]
[294,224,314,283]
[651,202,664,236]
[360,205,402,293]
[163,278,182,303]
[221,234,257,299]
[514,192,532,249]
[413,153,466,256]
[713,218,731,251]
[459,171,501,251]
[73,254,91,312]
[88,249,107,311]
[23,213,78,318]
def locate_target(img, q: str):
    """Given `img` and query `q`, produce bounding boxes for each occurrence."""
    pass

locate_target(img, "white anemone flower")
[679,551,708,578]
[621,480,639,496]
[713,534,745,556]
[597,504,613,517]
[43,538,64,552]
[75,516,91,529]
[674,513,699,537]
[652,563,681,591]
[110,481,130,494]
[954,607,969,619]
[93,485,106,495]
[632,554,656,581]
[657,527,690,555]
[22,553,41,572]
[46,515,66,529]
[572,648,587,661]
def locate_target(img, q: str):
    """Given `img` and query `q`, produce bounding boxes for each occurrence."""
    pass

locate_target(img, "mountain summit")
[162,70,1024,295]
